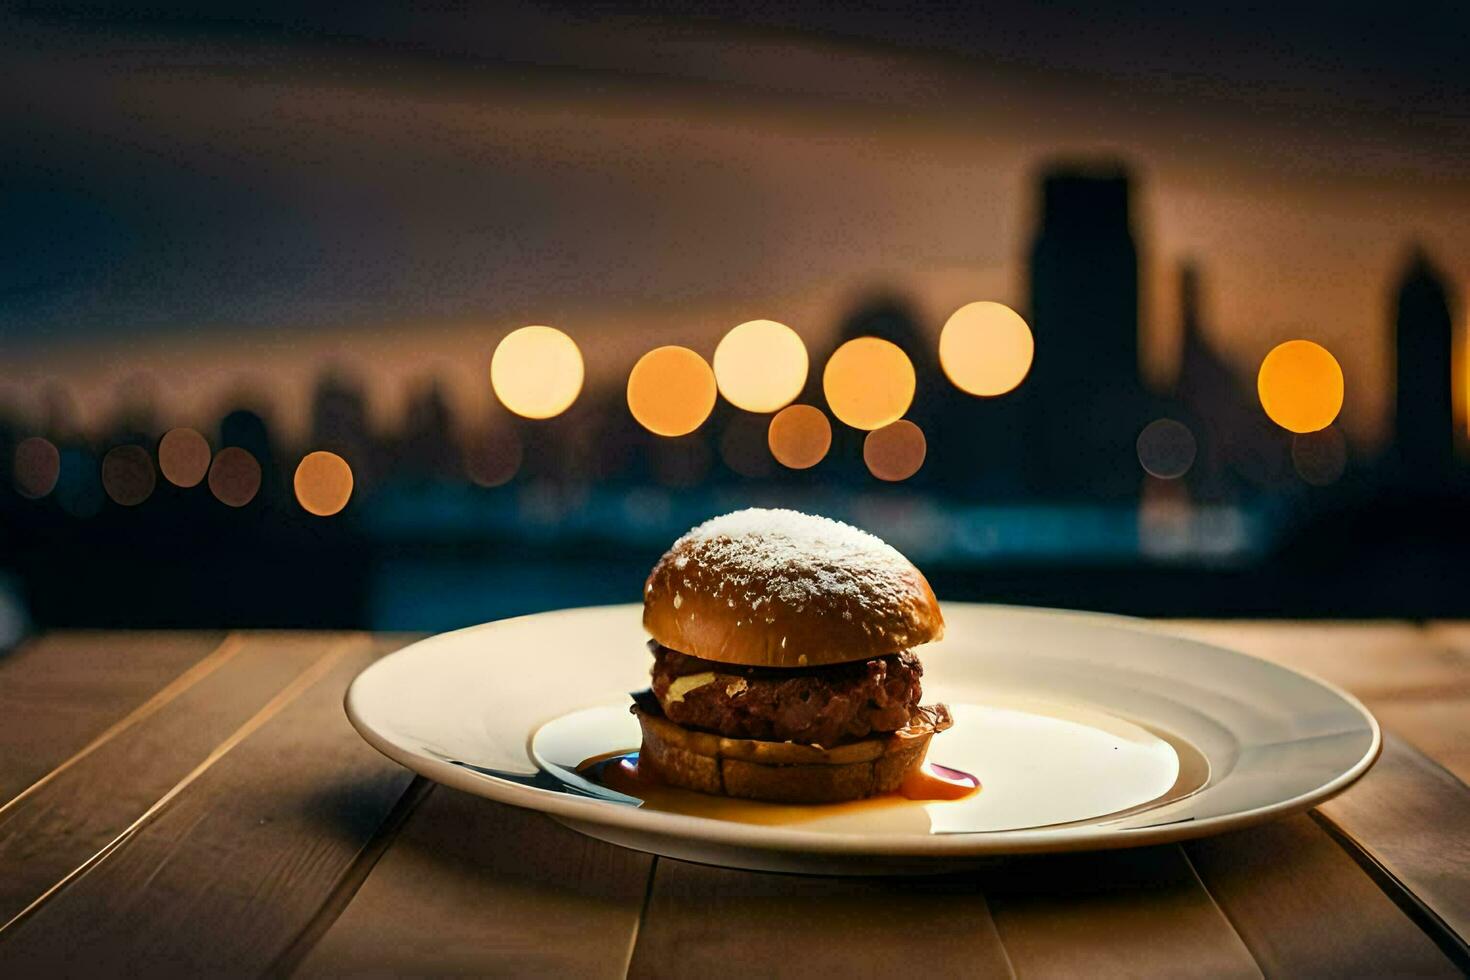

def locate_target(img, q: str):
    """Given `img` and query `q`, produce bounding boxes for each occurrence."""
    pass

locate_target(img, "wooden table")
[0,624,1466,977]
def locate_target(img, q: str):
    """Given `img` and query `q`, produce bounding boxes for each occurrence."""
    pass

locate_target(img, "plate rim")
[344,602,1382,857]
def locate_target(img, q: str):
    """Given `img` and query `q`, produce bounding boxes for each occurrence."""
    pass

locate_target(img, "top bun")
[643,508,943,668]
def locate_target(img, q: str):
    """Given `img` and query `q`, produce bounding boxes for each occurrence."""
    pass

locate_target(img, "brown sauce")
[899,762,981,801]
[577,750,979,825]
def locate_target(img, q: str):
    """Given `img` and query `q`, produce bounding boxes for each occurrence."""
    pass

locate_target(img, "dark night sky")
[17,1,1464,120]
[3,2,1467,441]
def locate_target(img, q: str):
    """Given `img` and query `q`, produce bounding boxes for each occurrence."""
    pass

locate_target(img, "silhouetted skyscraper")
[1392,247,1457,483]
[310,369,377,484]
[833,293,933,362]
[1174,263,1232,497]
[1173,261,1288,495]
[399,379,459,480]
[219,406,280,504]
[1025,164,1149,498]
[111,374,160,443]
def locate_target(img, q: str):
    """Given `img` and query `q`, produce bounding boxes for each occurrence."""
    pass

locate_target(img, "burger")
[632,508,951,804]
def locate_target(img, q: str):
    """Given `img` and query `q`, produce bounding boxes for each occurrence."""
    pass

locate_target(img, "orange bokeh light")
[465,427,522,488]
[627,346,718,436]
[767,404,832,469]
[490,325,585,419]
[713,319,808,413]
[939,301,1035,397]
[822,337,915,430]
[863,420,927,481]
[1257,340,1344,433]
[208,447,262,508]
[13,437,60,499]
[102,445,156,506]
[294,450,354,516]
[158,427,211,488]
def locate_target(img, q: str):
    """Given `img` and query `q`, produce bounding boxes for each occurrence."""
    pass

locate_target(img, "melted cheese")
[665,672,716,703]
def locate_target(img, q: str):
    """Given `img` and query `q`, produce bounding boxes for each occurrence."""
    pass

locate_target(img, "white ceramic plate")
[345,603,1379,874]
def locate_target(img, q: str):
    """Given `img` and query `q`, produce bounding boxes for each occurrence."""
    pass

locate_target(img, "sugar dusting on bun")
[643,508,944,668]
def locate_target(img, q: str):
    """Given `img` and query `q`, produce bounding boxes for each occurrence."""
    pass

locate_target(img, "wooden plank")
[1372,698,1470,786]
[628,860,1013,979]
[297,789,654,978]
[983,845,1260,978]
[0,632,337,927]
[1381,623,1470,782]
[1315,735,1470,966]
[1163,621,1470,702]
[1427,622,1470,652]
[1186,814,1458,977]
[0,635,417,976]
[0,631,227,803]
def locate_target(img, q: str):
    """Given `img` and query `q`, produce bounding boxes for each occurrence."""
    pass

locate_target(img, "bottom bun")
[633,707,938,804]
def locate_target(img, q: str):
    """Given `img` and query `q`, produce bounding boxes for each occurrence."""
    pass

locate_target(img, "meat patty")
[648,642,924,746]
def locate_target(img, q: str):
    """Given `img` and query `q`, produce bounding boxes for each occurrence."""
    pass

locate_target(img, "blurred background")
[2,2,1467,638]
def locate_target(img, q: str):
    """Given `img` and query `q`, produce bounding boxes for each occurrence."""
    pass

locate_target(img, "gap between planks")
[0,633,245,819]
[622,855,661,980]
[1312,809,1470,971]
[1177,843,1254,966]
[265,776,436,978]
[9,624,1450,975]
[0,638,357,936]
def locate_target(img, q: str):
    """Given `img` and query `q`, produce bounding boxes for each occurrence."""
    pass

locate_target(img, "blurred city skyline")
[4,3,1469,635]
[6,160,1461,517]
[4,5,1469,448]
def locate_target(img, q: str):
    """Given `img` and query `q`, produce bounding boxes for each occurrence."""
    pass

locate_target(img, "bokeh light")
[713,319,808,413]
[465,427,522,488]
[158,427,211,487]
[863,420,927,481]
[1292,426,1348,486]
[294,450,354,516]
[1136,419,1198,480]
[13,437,60,499]
[939,301,1035,397]
[767,404,832,469]
[490,325,584,419]
[822,337,915,430]
[1257,340,1344,433]
[208,447,262,507]
[627,346,718,436]
[101,445,157,506]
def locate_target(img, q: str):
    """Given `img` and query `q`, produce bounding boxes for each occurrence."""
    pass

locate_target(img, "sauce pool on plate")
[577,750,979,825]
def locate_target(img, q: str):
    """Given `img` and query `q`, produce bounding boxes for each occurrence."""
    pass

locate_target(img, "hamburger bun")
[634,706,949,804]
[643,508,943,668]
